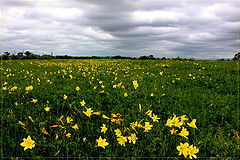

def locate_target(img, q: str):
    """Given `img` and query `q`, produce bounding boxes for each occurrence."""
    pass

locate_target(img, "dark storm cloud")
[1,0,239,58]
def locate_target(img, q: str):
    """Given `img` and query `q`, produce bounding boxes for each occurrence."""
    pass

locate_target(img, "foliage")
[0,59,239,158]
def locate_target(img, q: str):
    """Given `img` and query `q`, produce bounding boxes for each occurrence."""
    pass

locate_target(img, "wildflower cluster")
[166,115,199,159]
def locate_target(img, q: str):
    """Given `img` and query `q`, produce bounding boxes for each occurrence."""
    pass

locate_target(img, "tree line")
[1,50,239,61]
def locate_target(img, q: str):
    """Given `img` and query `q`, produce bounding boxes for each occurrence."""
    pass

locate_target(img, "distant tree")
[18,52,24,57]
[139,56,149,60]
[233,52,240,61]
[4,52,10,56]
[24,51,32,56]
[149,55,155,59]
[161,57,166,60]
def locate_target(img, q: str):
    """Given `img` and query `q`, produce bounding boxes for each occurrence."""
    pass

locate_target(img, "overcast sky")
[1,0,239,59]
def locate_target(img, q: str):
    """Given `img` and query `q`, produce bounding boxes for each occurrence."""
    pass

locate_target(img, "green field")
[1,59,239,159]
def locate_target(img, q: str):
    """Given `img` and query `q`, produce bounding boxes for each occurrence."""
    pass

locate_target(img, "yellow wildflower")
[31,99,38,104]
[25,86,33,91]
[113,84,117,88]
[151,114,160,122]
[28,116,34,123]
[101,124,108,134]
[96,136,109,149]
[80,100,86,106]
[102,114,111,119]
[187,119,198,130]
[93,112,101,115]
[83,108,93,117]
[188,145,199,159]
[63,94,67,100]
[145,110,152,118]
[178,127,189,139]
[40,128,49,136]
[67,117,73,124]
[2,87,7,90]
[18,121,26,127]
[180,115,189,124]
[117,136,127,146]
[114,129,121,137]
[170,128,178,135]
[44,107,50,112]
[66,133,71,138]
[20,135,35,151]
[166,119,173,127]
[144,122,153,132]
[128,133,138,144]
[75,86,80,91]
[177,143,189,158]
[72,124,79,130]
[124,93,128,97]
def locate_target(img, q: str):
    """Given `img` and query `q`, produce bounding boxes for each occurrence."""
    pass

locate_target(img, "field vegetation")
[1,59,239,158]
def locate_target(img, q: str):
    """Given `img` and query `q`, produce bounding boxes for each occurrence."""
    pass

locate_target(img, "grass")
[0,59,239,158]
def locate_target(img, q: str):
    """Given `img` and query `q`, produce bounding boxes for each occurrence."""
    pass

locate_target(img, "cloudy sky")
[1,0,239,59]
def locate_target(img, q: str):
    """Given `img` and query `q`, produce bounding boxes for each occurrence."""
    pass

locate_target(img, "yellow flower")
[83,108,93,117]
[124,93,128,97]
[128,133,138,144]
[165,118,173,127]
[150,93,154,97]
[28,116,34,123]
[40,128,49,136]
[80,100,86,106]
[177,143,189,158]
[144,122,153,132]
[93,112,101,115]
[170,128,178,135]
[96,136,109,149]
[130,121,143,129]
[101,124,108,134]
[66,133,71,138]
[44,107,50,112]
[111,113,118,118]
[178,127,189,139]
[2,87,7,90]
[187,119,198,130]
[102,114,111,119]
[31,99,38,104]
[114,129,121,137]
[101,85,105,88]
[188,145,199,159]
[99,90,104,93]
[63,94,67,100]
[18,121,26,127]
[67,117,73,124]
[20,135,35,151]
[132,80,139,89]
[113,84,117,88]
[139,104,141,112]
[117,136,127,146]
[75,86,80,91]
[3,82,8,85]
[145,110,152,118]
[151,114,160,122]
[25,86,33,91]
[72,124,79,130]
[180,115,188,124]
[94,86,97,89]
[99,81,103,84]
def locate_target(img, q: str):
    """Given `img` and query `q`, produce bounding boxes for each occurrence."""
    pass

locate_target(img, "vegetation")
[1,59,239,158]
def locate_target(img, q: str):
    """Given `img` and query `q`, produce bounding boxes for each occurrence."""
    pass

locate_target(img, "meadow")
[1,59,239,159]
